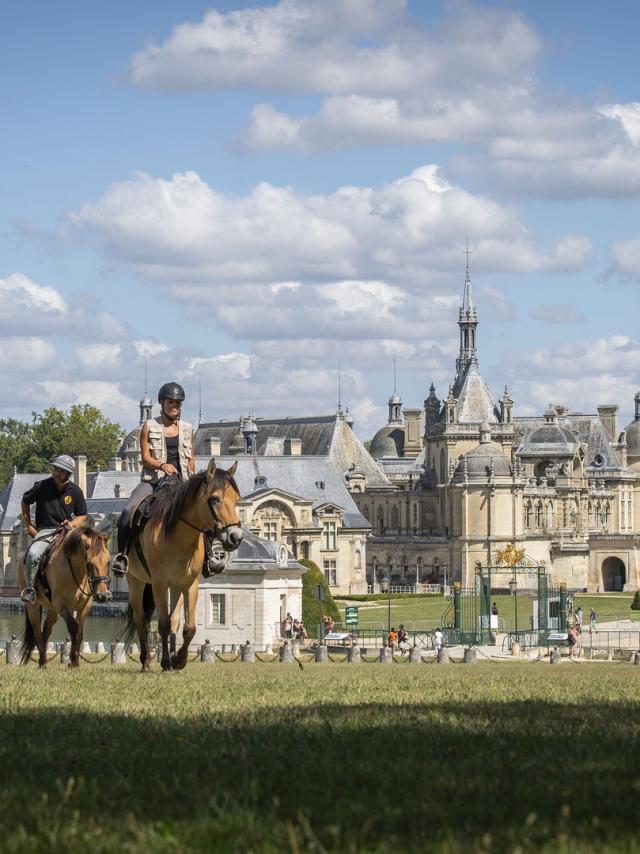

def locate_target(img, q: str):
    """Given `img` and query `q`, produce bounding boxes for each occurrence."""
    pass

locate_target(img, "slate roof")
[514,414,621,470]
[193,454,371,530]
[87,470,141,499]
[0,473,48,532]
[451,363,500,424]
[199,529,305,580]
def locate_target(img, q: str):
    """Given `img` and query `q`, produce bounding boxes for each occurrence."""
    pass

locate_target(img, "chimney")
[74,455,87,497]
[403,409,422,458]
[207,437,221,456]
[108,457,122,472]
[597,405,619,442]
[114,484,123,499]
[287,438,302,456]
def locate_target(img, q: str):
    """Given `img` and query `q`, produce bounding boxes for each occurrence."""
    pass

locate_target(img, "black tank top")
[165,434,181,477]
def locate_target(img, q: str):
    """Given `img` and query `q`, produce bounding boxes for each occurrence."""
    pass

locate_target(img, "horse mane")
[150,469,240,538]
[63,526,105,560]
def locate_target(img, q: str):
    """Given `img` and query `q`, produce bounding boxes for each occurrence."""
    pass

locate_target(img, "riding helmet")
[51,454,76,474]
[157,382,186,403]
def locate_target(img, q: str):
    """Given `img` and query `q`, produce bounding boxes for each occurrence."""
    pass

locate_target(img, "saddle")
[35,529,66,600]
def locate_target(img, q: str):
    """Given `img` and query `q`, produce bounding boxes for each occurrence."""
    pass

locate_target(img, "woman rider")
[112,381,195,575]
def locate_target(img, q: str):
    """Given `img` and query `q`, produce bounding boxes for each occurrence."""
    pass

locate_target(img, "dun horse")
[20,527,112,668]
[123,459,242,672]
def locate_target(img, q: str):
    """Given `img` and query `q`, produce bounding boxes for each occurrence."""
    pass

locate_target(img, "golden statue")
[495,543,525,567]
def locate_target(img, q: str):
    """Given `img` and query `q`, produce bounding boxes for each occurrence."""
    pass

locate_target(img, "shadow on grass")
[2,699,639,851]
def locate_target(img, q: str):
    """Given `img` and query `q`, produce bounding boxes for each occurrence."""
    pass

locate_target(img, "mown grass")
[1,662,639,852]
[338,593,640,629]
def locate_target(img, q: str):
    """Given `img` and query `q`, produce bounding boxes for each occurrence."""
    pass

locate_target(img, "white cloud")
[75,343,122,371]
[0,337,57,372]
[604,238,640,284]
[133,339,170,358]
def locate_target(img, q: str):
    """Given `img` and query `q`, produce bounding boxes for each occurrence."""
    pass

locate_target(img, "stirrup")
[21,587,37,604]
[112,553,129,576]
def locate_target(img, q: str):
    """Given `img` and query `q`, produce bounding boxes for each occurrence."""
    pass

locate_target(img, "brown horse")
[19,527,112,668]
[123,459,242,672]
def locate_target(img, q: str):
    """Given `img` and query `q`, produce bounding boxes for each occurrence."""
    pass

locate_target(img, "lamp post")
[381,573,391,636]
[509,578,518,637]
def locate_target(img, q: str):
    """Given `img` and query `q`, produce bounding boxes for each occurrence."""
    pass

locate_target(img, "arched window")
[535,501,543,527]
[355,549,361,570]
[391,506,399,530]
[524,501,532,528]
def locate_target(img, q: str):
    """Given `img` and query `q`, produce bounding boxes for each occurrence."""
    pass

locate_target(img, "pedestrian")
[397,624,409,651]
[281,613,293,639]
[433,627,444,653]
[589,607,597,633]
[568,626,580,659]
[491,602,498,616]
[388,627,398,651]
[575,606,583,634]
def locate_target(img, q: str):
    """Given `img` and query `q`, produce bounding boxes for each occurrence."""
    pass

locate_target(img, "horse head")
[65,528,113,603]
[205,459,243,552]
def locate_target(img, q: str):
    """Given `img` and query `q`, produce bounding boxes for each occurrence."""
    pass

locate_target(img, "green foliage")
[299,558,340,627]
[631,590,640,611]
[0,405,122,489]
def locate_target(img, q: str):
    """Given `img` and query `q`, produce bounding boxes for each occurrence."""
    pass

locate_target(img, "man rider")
[112,381,195,575]
[20,454,88,603]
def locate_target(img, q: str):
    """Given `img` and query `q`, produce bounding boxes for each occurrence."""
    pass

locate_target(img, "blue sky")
[1,0,639,436]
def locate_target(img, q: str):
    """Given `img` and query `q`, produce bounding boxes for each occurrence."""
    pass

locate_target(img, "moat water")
[0,611,125,644]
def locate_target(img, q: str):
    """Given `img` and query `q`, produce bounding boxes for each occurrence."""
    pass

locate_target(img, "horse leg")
[39,609,59,668]
[25,603,45,666]
[58,605,79,668]
[169,587,183,652]
[71,599,92,668]
[171,581,199,671]
[128,574,151,673]
[154,583,173,672]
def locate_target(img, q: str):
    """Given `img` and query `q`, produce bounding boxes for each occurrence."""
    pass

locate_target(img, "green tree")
[0,406,123,489]
[299,558,340,633]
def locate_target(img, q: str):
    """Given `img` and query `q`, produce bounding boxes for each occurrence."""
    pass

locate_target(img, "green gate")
[442,544,555,646]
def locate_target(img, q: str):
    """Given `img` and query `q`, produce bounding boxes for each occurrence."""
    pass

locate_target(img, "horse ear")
[207,458,217,482]
[227,461,238,477]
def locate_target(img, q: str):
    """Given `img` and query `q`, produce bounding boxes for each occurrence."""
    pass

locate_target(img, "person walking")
[589,607,597,633]
[433,627,444,654]
[575,606,583,634]
[388,627,398,651]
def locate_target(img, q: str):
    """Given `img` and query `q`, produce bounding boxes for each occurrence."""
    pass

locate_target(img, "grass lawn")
[338,593,640,631]
[2,661,639,852]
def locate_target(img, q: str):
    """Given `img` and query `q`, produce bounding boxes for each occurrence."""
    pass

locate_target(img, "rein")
[178,495,239,538]
[65,541,110,601]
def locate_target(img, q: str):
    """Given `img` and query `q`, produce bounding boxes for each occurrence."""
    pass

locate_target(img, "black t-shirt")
[165,434,182,477]
[23,477,88,529]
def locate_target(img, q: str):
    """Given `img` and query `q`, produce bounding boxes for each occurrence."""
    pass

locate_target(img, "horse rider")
[112,381,196,575]
[20,454,88,603]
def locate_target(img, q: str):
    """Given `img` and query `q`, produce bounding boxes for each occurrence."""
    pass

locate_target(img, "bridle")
[179,484,240,542]
[68,549,111,601]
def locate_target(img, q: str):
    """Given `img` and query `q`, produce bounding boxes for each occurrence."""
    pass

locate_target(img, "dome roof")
[452,442,512,482]
[519,422,578,457]
[370,425,405,459]
[624,419,640,457]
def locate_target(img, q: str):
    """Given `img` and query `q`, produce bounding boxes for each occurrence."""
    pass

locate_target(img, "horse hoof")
[170,652,185,671]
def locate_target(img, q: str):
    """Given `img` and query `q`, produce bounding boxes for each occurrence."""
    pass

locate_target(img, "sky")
[1,0,639,437]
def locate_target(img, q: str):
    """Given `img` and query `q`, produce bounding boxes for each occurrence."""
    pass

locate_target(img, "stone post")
[409,645,422,664]
[5,635,20,665]
[550,649,562,664]
[60,638,72,665]
[241,641,255,662]
[633,652,640,666]
[379,645,392,664]
[128,643,139,656]
[315,644,328,663]
[279,641,294,663]
[463,647,477,664]
[436,647,450,664]
[200,639,215,662]
[81,642,91,654]
[347,645,361,663]
[111,641,126,665]
[96,642,106,655]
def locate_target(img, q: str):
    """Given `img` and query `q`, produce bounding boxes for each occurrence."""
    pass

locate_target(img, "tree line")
[0,405,123,490]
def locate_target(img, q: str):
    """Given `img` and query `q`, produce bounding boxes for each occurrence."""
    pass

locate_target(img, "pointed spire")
[198,372,203,427]
[462,236,474,314]
[456,244,479,378]
[139,358,153,426]
[337,360,342,414]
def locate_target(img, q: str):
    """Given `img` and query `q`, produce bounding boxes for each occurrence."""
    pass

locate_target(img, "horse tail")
[20,606,40,665]
[121,584,155,644]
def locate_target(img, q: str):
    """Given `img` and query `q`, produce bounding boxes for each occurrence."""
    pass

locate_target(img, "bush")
[299,559,340,628]
[631,590,640,611]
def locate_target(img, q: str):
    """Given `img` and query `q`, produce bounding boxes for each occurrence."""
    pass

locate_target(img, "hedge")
[631,590,640,611]
[299,558,341,627]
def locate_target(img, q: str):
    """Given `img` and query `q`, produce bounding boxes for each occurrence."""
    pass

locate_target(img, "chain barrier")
[392,655,410,664]
[296,654,315,663]
[29,650,58,663]
[80,651,111,664]
[361,654,381,663]
[255,653,279,663]
[327,653,348,663]
[214,652,241,662]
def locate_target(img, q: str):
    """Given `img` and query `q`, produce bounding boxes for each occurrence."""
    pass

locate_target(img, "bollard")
[111,642,126,665]
[409,645,422,664]
[279,641,294,663]
[550,649,562,664]
[634,652,640,666]
[222,644,228,653]
[231,644,238,654]
[241,641,255,663]
[6,635,20,665]
[128,643,139,656]
[81,642,91,654]
[463,647,477,664]
[96,642,105,655]
[264,643,272,655]
[60,638,72,666]
[200,639,215,662]
[347,645,361,663]
[436,647,450,664]
[511,642,521,657]
[379,646,392,664]
[315,644,328,663]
